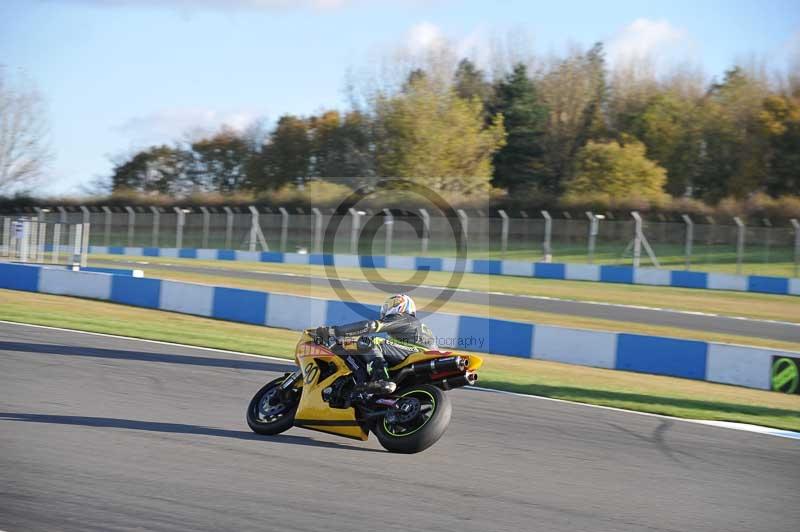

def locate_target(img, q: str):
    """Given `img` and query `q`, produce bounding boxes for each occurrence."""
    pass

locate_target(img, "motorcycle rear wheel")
[374,384,451,454]
[246,376,299,435]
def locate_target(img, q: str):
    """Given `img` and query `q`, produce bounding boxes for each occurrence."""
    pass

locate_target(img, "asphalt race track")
[96,258,800,342]
[2,322,799,531]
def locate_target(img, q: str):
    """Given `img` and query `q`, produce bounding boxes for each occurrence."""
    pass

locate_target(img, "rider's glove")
[315,326,333,344]
[357,335,373,351]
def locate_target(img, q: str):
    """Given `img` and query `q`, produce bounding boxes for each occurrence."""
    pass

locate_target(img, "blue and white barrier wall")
[86,245,800,297]
[1,261,794,392]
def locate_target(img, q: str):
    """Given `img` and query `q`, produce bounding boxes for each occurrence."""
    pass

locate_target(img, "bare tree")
[0,71,51,192]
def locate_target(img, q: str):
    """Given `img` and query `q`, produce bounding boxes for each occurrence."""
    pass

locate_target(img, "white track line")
[2,319,798,441]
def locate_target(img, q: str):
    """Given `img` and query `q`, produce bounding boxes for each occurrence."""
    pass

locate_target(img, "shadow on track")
[0,412,381,453]
[0,341,293,373]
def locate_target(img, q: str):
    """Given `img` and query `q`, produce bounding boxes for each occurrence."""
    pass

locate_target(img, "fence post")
[71,223,83,267]
[102,206,112,246]
[8,218,18,259]
[6,218,15,258]
[80,205,90,226]
[248,206,259,253]
[498,209,509,258]
[52,223,61,264]
[79,206,90,250]
[2,217,10,256]
[80,222,90,267]
[33,220,42,262]
[174,207,185,249]
[65,223,74,266]
[200,206,210,249]
[419,208,430,254]
[457,209,468,248]
[791,219,799,278]
[278,207,289,252]
[36,221,47,262]
[681,214,694,270]
[586,212,599,264]
[19,220,30,262]
[733,216,745,275]
[124,206,135,247]
[631,211,642,268]
[150,206,160,247]
[383,208,394,256]
[312,207,323,253]
[223,207,234,249]
[28,220,38,262]
[348,208,361,255]
[57,206,67,224]
[541,210,552,263]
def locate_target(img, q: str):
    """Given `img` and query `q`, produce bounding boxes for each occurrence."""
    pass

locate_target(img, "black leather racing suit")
[330,314,437,378]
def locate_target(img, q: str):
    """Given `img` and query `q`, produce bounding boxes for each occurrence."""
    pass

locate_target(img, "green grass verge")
[1,289,798,431]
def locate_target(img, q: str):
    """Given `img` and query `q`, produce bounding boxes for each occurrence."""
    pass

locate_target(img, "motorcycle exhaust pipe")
[410,356,468,375]
[394,356,468,386]
[436,371,478,390]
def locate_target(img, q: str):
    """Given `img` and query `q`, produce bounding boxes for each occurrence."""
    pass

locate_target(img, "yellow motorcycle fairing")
[292,332,369,441]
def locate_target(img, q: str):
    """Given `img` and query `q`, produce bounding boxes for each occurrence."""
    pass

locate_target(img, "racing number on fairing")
[303,361,319,384]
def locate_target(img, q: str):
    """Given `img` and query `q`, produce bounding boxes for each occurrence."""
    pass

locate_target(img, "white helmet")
[380,294,417,319]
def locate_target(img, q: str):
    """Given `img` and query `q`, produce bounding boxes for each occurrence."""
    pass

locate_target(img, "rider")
[315,294,436,394]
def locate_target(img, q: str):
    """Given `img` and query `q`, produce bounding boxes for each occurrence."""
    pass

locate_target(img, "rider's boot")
[365,358,396,394]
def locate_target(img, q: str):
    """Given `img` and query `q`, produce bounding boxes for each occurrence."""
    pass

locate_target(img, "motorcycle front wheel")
[374,384,452,454]
[246,375,299,435]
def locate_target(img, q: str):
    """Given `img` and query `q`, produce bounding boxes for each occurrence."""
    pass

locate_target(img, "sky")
[1,0,799,195]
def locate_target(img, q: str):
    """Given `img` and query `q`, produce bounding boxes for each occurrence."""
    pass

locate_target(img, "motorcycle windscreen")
[294,348,369,441]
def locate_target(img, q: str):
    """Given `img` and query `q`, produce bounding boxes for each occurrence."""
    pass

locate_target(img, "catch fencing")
[13,206,800,277]
[0,216,89,267]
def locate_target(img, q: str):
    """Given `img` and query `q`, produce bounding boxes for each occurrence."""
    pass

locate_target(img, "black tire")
[374,384,451,454]
[246,376,299,435]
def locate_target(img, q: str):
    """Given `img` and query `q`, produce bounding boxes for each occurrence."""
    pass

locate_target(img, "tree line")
[109,43,800,206]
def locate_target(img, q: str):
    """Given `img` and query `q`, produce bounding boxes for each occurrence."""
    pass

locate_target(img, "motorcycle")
[246,328,483,453]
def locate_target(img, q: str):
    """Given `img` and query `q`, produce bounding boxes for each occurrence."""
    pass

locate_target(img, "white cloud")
[113,107,264,145]
[608,18,689,64]
[406,21,446,54]
[403,22,492,64]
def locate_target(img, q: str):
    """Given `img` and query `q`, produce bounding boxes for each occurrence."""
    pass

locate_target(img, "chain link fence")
[11,206,799,277]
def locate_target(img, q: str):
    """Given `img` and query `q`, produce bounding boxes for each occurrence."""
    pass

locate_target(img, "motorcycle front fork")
[279,370,302,395]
